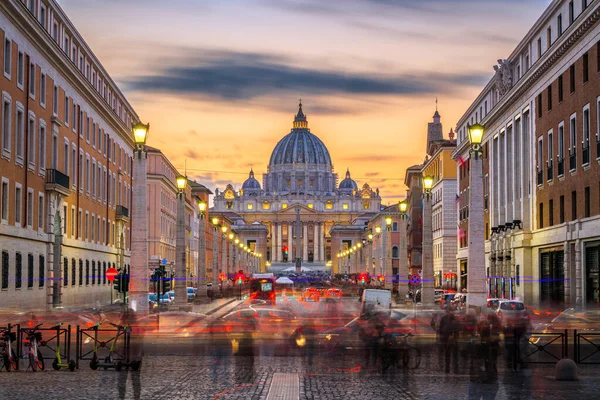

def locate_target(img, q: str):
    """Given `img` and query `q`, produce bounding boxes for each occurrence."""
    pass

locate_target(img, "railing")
[557,158,564,176]
[45,169,70,190]
[569,149,577,171]
[537,170,543,185]
[574,330,600,364]
[116,205,129,219]
[513,329,567,369]
[547,160,553,181]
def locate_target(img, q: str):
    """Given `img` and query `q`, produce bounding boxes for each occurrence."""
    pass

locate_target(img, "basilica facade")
[212,103,381,267]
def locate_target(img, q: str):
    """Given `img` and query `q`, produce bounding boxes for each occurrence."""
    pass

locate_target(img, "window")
[558,14,563,36]
[37,194,43,230]
[71,103,75,130]
[583,53,589,83]
[585,186,590,218]
[392,246,399,258]
[558,75,563,102]
[547,85,552,111]
[52,86,58,115]
[92,123,96,148]
[27,189,33,227]
[342,203,349,210]
[572,190,577,220]
[16,106,24,162]
[92,261,95,285]
[570,114,577,170]
[560,195,565,223]
[1,251,7,289]
[85,117,90,142]
[38,122,46,172]
[570,64,575,93]
[548,130,553,180]
[537,38,542,58]
[15,252,22,289]
[17,51,23,87]
[79,151,83,189]
[40,73,46,107]
[549,199,554,226]
[3,39,11,77]
[15,185,22,225]
[62,205,67,234]
[307,203,314,209]
[558,122,565,175]
[71,146,76,186]
[27,253,34,288]
[569,1,574,24]
[1,180,8,221]
[39,255,44,287]
[92,161,96,198]
[70,207,74,237]
[325,202,333,210]
[537,94,542,118]
[27,116,35,168]
[39,4,46,28]
[597,42,600,73]
[281,203,287,209]
[79,259,83,286]
[29,63,35,97]
[582,0,587,11]
[64,96,69,126]
[537,137,544,173]
[78,209,82,238]
[539,202,544,229]
[392,222,398,232]
[547,27,552,47]
[85,157,90,193]
[2,96,11,156]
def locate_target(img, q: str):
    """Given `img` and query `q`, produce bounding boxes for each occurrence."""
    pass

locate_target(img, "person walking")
[438,308,459,373]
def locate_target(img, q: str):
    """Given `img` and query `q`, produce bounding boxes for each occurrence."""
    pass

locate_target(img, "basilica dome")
[268,103,333,168]
[338,169,358,191]
[242,169,261,191]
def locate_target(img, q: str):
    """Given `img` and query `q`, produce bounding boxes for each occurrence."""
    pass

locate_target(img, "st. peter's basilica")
[212,103,382,269]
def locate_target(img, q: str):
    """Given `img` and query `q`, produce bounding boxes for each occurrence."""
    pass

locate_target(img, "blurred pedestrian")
[468,315,499,399]
[438,308,459,373]
[117,307,142,400]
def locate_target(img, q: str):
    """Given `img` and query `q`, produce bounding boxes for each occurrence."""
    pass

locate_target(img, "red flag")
[457,226,466,239]
[456,155,466,167]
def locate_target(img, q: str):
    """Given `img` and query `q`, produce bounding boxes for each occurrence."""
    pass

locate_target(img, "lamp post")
[384,216,392,288]
[467,123,487,311]
[398,200,409,299]
[130,122,149,316]
[220,225,227,295]
[195,200,208,302]
[174,175,189,310]
[422,175,435,306]
[211,217,220,298]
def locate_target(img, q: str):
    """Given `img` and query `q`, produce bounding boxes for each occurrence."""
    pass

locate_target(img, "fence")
[18,324,73,366]
[75,325,131,369]
[574,330,600,365]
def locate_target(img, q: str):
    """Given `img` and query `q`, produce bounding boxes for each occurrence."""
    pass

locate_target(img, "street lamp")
[211,217,220,296]
[399,200,408,215]
[421,174,434,306]
[385,216,392,230]
[368,232,373,241]
[375,226,381,235]
[398,199,409,300]
[130,121,150,317]
[196,198,208,301]
[467,123,487,310]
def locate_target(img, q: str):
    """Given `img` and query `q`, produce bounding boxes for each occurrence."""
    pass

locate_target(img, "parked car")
[440,293,456,309]
[495,300,530,332]
[187,287,196,302]
[487,298,502,311]
[149,293,172,306]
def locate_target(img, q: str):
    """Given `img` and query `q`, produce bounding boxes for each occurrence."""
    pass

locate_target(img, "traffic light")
[378,275,385,284]
[219,273,227,282]
[236,273,244,285]
[122,274,130,293]
[283,246,288,256]
[114,275,123,292]
[162,273,172,294]
[359,274,366,285]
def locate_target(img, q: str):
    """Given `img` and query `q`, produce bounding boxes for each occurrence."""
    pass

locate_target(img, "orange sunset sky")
[59,0,551,205]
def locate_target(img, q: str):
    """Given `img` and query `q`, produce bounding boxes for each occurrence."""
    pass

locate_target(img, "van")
[361,289,392,313]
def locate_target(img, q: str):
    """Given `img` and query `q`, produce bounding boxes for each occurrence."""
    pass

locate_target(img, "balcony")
[547,160,553,181]
[569,149,577,171]
[116,205,129,222]
[557,158,564,177]
[45,169,70,196]
[537,170,543,186]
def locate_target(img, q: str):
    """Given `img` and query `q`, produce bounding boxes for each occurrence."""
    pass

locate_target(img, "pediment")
[275,203,317,215]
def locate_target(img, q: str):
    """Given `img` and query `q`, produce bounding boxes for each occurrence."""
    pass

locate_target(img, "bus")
[249,277,276,305]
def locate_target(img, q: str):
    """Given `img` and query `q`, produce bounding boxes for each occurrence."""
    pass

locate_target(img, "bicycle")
[50,323,76,371]
[0,326,18,372]
[21,323,45,371]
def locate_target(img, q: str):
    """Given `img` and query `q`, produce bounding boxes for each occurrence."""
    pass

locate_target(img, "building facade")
[453,0,600,308]
[404,165,423,277]
[212,103,382,273]
[1,0,139,309]
[421,115,458,290]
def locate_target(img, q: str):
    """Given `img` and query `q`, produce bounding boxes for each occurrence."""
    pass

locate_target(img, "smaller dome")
[339,169,358,191]
[242,169,261,190]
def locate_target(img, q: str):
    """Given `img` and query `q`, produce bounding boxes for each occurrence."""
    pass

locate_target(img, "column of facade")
[467,153,487,310]
[313,224,318,262]
[271,223,276,263]
[221,234,227,278]
[277,224,282,262]
[288,224,293,262]
[318,223,324,262]
[575,240,582,306]
[303,223,308,262]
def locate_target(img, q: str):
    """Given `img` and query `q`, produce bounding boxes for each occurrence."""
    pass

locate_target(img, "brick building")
[0,0,140,309]
[452,0,600,307]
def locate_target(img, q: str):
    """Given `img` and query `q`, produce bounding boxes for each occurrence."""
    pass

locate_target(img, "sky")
[58,0,550,205]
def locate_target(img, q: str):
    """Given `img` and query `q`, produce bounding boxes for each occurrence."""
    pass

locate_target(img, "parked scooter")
[50,323,76,371]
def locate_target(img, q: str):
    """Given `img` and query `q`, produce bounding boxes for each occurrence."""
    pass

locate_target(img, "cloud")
[184,149,200,159]
[364,172,380,177]
[124,50,489,101]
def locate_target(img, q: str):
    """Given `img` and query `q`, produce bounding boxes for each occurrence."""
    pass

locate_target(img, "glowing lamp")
[132,122,149,146]
[176,175,187,191]
[468,123,484,147]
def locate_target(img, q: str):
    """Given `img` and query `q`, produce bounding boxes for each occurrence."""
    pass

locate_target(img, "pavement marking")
[266,372,300,400]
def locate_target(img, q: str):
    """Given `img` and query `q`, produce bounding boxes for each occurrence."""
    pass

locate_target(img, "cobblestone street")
[1,355,598,400]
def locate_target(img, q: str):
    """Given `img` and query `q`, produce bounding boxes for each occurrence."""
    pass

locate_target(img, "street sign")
[161,258,168,265]
[106,267,118,282]
[409,274,421,286]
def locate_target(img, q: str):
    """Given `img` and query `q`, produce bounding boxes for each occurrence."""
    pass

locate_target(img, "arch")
[392,246,399,259]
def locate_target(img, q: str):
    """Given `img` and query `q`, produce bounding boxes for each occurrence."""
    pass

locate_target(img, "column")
[197,216,207,299]
[303,223,308,262]
[131,149,149,316]
[277,224,282,262]
[288,224,293,262]
[422,195,434,306]
[230,239,234,274]
[212,228,219,288]
[467,153,487,310]
[319,223,325,262]
[313,224,318,261]
[271,223,276,263]
[175,190,187,309]
[221,233,227,277]
[399,217,408,297]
